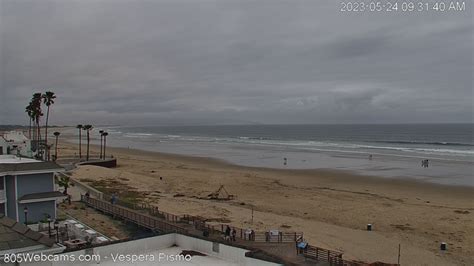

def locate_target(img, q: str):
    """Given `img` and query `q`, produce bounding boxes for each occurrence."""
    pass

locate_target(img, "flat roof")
[18,191,66,201]
[0,155,39,164]
[0,156,63,175]
[81,246,240,266]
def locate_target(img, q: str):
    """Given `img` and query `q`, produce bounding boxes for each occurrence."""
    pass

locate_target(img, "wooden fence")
[82,196,188,234]
[302,244,344,265]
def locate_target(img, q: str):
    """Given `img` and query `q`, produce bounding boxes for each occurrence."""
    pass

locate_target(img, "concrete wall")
[175,234,280,266]
[52,234,176,265]
[67,174,103,200]
[18,201,55,224]
[77,158,117,168]
[17,234,281,266]
[5,175,16,220]
[17,173,54,198]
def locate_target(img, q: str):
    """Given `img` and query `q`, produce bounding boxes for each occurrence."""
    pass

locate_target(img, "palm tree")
[102,132,109,159]
[25,103,34,139]
[42,91,56,161]
[55,174,74,195]
[83,125,93,161]
[76,124,83,158]
[99,130,104,159]
[31,93,43,158]
[53,132,60,161]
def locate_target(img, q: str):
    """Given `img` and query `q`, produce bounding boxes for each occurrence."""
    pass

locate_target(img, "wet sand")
[57,135,474,265]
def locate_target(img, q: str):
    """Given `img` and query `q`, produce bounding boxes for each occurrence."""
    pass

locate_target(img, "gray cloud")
[1,0,472,125]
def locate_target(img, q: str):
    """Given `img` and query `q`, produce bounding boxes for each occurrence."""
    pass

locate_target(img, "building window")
[0,176,3,190]
[0,203,4,214]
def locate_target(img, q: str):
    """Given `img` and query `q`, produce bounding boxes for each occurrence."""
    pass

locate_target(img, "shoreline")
[68,137,474,192]
[56,135,474,265]
[58,125,474,187]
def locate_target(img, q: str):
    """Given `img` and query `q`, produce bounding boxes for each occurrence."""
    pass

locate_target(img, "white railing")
[0,189,5,202]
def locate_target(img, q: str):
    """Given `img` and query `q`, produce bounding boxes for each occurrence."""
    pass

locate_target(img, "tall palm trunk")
[36,119,40,157]
[99,134,103,159]
[28,118,32,139]
[78,128,82,158]
[44,105,50,160]
[55,136,59,160]
[103,135,107,159]
[86,130,90,161]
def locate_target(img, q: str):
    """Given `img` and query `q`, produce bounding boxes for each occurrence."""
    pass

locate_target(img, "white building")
[0,131,34,158]
[0,137,7,156]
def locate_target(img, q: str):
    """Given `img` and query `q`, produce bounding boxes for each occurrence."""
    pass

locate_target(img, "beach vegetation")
[55,174,74,195]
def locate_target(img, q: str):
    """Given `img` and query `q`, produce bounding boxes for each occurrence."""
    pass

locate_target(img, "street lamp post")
[64,222,69,240]
[54,221,59,243]
[47,217,52,237]
[23,206,28,225]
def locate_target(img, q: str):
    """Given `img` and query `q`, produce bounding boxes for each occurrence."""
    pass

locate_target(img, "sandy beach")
[57,133,473,265]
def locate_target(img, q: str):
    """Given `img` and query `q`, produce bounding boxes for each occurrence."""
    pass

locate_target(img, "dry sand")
[57,136,473,265]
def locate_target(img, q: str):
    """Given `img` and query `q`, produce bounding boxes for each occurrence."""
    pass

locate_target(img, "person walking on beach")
[421,159,430,168]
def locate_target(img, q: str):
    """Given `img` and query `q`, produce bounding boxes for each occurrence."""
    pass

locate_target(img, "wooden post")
[251,206,254,224]
[398,243,401,265]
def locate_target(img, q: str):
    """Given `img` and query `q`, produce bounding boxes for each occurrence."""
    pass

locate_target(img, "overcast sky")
[1,0,472,126]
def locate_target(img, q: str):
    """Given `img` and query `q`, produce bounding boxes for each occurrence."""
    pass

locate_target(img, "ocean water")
[96,124,473,186]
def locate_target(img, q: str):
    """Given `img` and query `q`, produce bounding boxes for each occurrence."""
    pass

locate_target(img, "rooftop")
[65,233,281,266]
[0,155,39,164]
[0,155,63,174]
[95,246,240,266]
[18,191,66,202]
[0,213,55,252]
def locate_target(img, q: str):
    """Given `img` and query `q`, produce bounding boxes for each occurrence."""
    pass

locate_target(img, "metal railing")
[302,244,344,265]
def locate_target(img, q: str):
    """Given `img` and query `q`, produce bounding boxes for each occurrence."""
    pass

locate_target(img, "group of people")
[421,159,430,168]
[224,225,237,242]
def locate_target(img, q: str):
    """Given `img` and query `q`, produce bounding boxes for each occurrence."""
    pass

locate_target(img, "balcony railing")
[0,189,5,202]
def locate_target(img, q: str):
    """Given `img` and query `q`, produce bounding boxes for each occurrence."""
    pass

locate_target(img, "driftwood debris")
[207,185,234,200]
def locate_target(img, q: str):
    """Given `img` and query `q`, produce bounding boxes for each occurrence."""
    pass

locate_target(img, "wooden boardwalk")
[81,197,393,266]
[81,196,330,265]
